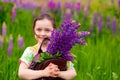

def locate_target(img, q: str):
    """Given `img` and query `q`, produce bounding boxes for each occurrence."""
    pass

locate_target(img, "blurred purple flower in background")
[112,17,117,34]
[47,20,90,61]
[12,0,18,4]
[2,22,7,38]
[75,2,81,12]
[64,12,71,20]
[93,13,97,26]
[118,0,120,12]
[22,1,36,10]
[48,0,56,10]
[98,14,103,34]
[118,0,120,8]
[56,0,62,14]
[83,7,88,21]
[11,6,16,22]
[18,35,24,49]
[106,16,111,30]
[7,35,13,56]
[3,0,11,3]
[64,2,74,10]
[57,0,61,9]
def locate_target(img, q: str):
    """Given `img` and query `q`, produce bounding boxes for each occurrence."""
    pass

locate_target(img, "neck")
[37,43,48,52]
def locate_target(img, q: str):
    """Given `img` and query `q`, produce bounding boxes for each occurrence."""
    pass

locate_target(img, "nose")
[41,31,46,36]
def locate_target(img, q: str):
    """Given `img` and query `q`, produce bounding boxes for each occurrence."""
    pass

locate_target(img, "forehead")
[35,19,53,29]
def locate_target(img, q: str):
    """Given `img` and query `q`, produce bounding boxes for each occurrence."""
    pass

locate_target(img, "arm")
[18,62,59,79]
[58,67,77,80]
[18,62,45,79]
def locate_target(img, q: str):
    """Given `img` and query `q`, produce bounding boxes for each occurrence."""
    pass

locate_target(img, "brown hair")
[32,13,56,34]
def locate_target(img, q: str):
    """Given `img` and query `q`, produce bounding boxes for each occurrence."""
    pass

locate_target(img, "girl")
[18,13,77,80]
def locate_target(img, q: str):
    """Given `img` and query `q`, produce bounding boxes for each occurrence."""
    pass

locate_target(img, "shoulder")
[24,45,38,54]
[19,46,37,66]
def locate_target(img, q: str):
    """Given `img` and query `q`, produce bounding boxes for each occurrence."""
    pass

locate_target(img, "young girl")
[18,13,77,80]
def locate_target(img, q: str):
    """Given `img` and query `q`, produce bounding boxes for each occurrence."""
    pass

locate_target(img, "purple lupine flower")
[76,31,90,45]
[98,14,103,34]
[47,20,90,61]
[78,31,90,38]
[112,17,117,34]
[64,2,74,10]
[22,2,29,10]
[56,0,61,14]
[11,6,16,22]
[47,30,61,55]
[57,0,61,9]
[18,35,24,49]
[7,35,13,56]
[83,7,88,21]
[106,16,111,30]
[0,36,3,48]
[17,0,23,8]
[93,13,97,26]
[2,22,7,38]
[62,51,73,61]
[48,0,56,10]
[118,0,120,8]
[83,7,88,16]
[3,0,11,2]
[12,0,17,4]
[64,12,71,20]
[17,1,36,10]
[75,2,81,12]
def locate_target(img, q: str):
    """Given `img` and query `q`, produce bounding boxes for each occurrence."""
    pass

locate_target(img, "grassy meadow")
[0,0,120,80]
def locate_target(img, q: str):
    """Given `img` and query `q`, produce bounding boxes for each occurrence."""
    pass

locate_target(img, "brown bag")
[29,38,67,80]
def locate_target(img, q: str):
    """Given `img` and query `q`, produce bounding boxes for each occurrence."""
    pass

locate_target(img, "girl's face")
[34,19,54,44]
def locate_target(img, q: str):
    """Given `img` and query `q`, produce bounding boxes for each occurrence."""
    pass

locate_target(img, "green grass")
[0,1,120,80]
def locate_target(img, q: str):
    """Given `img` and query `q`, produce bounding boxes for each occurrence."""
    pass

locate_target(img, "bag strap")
[32,37,50,62]
[38,37,50,54]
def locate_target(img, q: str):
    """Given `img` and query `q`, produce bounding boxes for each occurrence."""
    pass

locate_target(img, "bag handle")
[38,37,50,54]
[31,37,50,62]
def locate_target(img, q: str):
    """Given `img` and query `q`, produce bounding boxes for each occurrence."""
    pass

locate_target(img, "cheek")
[47,31,52,36]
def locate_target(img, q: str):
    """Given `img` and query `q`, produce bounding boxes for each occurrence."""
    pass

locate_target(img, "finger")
[78,23,81,26]
[54,68,60,71]
[50,64,58,69]
[72,20,76,23]
[48,63,52,66]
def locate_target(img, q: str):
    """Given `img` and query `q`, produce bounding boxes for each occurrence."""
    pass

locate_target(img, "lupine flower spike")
[2,22,7,38]
[47,20,90,61]
[11,5,17,22]
[7,35,13,56]
[18,35,24,49]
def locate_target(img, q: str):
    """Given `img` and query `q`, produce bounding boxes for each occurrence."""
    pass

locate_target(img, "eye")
[37,28,41,31]
[45,29,51,32]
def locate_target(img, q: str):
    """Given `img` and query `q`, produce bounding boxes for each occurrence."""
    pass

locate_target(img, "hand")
[43,63,60,77]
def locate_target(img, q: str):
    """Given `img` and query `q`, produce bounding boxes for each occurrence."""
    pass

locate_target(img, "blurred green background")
[0,0,120,80]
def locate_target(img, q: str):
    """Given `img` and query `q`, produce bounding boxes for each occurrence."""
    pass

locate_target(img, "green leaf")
[37,52,61,63]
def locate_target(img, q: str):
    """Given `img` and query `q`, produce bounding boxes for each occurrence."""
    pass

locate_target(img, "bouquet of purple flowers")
[46,19,90,61]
